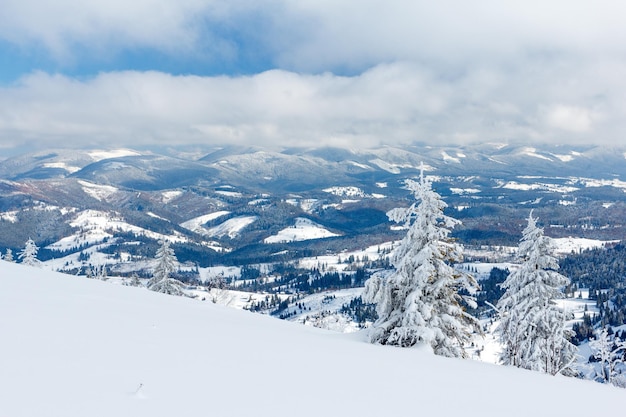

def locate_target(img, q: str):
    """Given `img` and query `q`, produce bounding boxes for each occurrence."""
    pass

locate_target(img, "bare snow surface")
[552,237,618,255]
[178,212,255,239]
[78,180,119,201]
[87,149,141,161]
[264,217,339,243]
[43,162,82,173]
[1,261,623,417]
[205,215,257,239]
[179,211,230,234]
[47,210,187,252]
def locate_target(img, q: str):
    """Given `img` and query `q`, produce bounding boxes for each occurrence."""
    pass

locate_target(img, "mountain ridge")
[1,142,625,271]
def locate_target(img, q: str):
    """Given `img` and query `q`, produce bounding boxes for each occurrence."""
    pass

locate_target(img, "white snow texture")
[0,261,624,417]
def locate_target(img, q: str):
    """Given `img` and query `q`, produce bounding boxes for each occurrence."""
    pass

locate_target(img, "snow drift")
[0,261,622,417]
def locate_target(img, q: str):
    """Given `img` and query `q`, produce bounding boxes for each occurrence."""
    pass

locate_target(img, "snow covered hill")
[3,143,626,272]
[179,211,230,233]
[1,261,623,417]
[264,217,340,243]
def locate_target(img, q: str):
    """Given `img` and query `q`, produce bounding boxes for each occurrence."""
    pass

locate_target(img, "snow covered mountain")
[1,143,626,272]
[1,260,623,417]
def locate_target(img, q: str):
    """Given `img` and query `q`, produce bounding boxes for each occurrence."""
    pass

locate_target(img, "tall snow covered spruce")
[363,169,480,358]
[496,212,577,376]
[148,240,185,296]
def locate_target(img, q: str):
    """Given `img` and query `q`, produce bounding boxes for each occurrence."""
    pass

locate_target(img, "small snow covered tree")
[125,273,143,287]
[148,240,185,296]
[89,265,108,281]
[496,212,577,376]
[206,273,227,291]
[590,328,626,387]
[19,238,40,267]
[363,168,480,358]
[1,248,13,262]
[206,273,229,303]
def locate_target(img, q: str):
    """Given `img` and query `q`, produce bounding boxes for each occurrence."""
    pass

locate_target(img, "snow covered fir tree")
[2,248,13,262]
[496,212,577,376]
[147,240,185,296]
[589,328,626,387]
[364,168,480,358]
[18,238,40,267]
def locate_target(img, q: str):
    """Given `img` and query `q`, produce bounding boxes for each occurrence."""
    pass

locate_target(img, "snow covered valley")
[1,260,623,417]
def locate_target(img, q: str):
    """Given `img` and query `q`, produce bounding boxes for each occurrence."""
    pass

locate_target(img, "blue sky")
[1,0,626,153]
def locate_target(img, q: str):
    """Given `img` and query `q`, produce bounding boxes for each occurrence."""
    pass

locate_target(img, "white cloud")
[274,0,626,72]
[2,67,438,148]
[544,105,594,133]
[3,1,626,72]
[0,0,212,57]
[1,59,625,150]
[1,1,626,150]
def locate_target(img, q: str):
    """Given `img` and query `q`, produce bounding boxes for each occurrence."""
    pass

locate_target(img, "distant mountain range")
[1,143,625,272]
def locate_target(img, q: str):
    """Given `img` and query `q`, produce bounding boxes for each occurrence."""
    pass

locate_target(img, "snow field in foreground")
[0,261,623,417]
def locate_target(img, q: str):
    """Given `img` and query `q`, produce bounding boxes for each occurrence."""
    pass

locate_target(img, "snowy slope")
[88,149,142,161]
[264,217,339,243]
[78,180,118,201]
[1,261,623,417]
[205,215,257,238]
[46,210,188,251]
[179,211,230,233]
[552,237,618,255]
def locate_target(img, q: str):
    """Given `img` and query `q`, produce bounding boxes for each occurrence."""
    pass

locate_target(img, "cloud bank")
[1,0,625,150]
